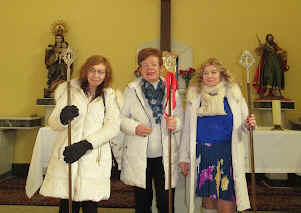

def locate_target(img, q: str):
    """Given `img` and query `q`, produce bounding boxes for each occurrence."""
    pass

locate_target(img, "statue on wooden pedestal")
[253,34,289,99]
[44,20,73,98]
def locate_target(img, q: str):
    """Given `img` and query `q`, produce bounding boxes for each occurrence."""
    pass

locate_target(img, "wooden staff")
[63,47,75,213]
[247,81,257,213]
[164,72,176,213]
[240,50,257,212]
[164,72,177,213]
[168,79,172,213]
[67,81,72,213]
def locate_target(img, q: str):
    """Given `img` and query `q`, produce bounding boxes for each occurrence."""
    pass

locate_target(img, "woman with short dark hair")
[120,48,184,213]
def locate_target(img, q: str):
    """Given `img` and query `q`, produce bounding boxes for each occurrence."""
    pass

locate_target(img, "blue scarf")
[141,79,165,124]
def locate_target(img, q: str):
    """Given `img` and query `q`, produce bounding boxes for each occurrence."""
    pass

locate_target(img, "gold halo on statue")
[51,20,68,36]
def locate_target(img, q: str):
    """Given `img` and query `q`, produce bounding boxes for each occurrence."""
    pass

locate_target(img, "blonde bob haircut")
[190,58,234,89]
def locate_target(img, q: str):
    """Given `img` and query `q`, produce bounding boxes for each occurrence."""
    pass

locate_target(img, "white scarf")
[197,81,226,117]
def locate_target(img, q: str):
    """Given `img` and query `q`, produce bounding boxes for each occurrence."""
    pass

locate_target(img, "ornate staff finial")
[62,47,76,81]
[162,51,177,77]
[240,50,255,83]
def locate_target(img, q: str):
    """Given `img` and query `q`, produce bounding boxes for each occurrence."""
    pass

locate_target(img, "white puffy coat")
[40,79,120,202]
[179,83,251,212]
[120,77,184,189]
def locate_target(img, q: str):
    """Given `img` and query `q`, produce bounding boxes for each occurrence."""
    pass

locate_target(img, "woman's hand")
[135,124,152,137]
[166,116,177,131]
[179,162,190,176]
[60,105,79,125]
[245,114,256,129]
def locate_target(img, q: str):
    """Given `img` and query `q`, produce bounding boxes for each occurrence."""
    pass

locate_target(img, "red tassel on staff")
[164,72,177,118]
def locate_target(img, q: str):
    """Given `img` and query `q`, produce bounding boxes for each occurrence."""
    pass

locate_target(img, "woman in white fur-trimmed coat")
[179,58,256,213]
[40,55,120,213]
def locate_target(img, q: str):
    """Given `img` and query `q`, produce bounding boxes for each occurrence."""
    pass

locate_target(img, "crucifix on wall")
[160,0,171,51]
[160,0,178,76]
[137,0,192,93]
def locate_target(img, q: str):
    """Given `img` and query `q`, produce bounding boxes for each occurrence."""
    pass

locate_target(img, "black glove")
[63,140,93,164]
[60,105,79,125]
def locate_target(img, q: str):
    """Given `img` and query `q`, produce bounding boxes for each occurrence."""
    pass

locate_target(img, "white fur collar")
[186,83,242,104]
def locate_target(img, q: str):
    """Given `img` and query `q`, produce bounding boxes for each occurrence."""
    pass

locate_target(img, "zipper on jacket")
[82,99,102,166]
[95,98,105,166]
[135,91,152,155]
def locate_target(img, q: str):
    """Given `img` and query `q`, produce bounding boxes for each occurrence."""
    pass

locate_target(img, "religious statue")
[253,34,289,99]
[44,20,73,98]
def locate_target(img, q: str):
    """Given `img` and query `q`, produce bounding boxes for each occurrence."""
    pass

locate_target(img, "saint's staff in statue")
[240,50,257,213]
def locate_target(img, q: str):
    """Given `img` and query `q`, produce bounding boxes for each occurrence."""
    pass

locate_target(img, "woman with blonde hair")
[40,55,120,213]
[179,58,256,213]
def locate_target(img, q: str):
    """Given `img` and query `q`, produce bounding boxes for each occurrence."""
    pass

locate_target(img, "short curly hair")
[137,48,163,67]
[190,58,234,89]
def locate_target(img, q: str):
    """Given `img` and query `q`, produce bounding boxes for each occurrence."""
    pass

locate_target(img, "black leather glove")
[63,140,93,164]
[60,105,79,125]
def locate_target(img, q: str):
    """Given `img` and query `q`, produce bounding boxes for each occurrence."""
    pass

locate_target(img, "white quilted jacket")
[120,78,184,189]
[40,79,120,202]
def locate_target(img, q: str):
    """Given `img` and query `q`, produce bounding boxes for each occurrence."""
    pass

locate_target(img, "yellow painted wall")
[0,0,300,163]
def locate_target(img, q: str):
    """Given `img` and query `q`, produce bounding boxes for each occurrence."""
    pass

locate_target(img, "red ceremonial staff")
[164,72,177,213]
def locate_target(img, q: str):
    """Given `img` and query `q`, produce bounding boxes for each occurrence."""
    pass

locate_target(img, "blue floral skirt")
[195,141,236,202]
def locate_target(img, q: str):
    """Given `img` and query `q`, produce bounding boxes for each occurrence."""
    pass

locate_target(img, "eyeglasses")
[141,63,159,69]
[88,69,106,75]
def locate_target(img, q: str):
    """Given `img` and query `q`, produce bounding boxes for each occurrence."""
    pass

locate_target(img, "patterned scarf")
[141,78,165,123]
[197,81,227,117]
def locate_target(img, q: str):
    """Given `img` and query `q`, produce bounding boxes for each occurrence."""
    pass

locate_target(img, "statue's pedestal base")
[253,98,295,110]
[256,110,288,129]
[254,98,295,186]
[253,98,295,129]
[36,98,55,126]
